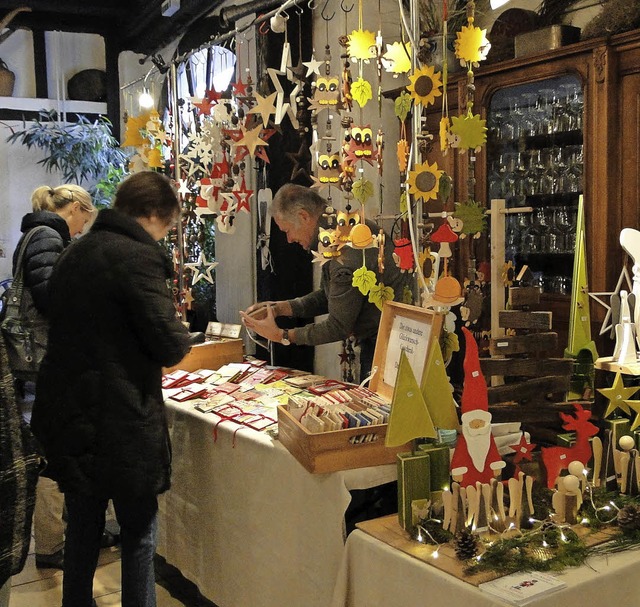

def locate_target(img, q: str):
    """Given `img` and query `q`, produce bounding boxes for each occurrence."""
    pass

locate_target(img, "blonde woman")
[14,185,95,315]
[11,184,95,570]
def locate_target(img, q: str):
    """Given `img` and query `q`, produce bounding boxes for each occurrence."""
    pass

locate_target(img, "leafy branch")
[6,109,128,185]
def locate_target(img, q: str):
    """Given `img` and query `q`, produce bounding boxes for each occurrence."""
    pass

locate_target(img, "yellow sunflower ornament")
[406,65,443,107]
[454,24,491,67]
[407,161,443,201]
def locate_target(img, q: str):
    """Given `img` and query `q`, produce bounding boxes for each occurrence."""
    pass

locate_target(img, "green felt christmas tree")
[420,338,460,431]
[564,196,598,398]
[385,350,437,447]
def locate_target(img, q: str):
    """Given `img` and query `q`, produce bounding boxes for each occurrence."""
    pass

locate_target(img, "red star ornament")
[192,97,215,115]
[232,79,249,97]
[233,178,254,214]
[205,88,222,103]
[510,434,536,464]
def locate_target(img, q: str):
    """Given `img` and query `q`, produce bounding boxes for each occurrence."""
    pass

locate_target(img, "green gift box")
[397,452,431,531]
[557,432,576,447]
[418,443,451,492]
[604,417,631,448]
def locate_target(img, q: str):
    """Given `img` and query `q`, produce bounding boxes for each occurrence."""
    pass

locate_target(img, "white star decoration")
[185,251,218,285]
[303,54,323,77]
[589,264,633,336]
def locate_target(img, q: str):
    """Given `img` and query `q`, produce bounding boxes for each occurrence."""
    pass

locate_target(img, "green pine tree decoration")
[564,195,598,398]
[420,338,460,431]
[385,350,437,448]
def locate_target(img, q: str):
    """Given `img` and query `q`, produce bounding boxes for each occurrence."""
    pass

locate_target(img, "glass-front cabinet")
[486,75,584,299]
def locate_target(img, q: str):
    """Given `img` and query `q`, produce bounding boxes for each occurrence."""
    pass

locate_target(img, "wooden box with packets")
[277,302,444,473]
[163,322,244,373]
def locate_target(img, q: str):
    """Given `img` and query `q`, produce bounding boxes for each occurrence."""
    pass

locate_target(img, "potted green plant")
[6,109,129,207]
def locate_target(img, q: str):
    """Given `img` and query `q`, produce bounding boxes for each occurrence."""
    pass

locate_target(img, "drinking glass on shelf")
[503,96,522,141]
[520,92,538,137]
[487,108,505,141]
[505,214,520,262]
[566,144,584,193]
[540,147,558,195]
[550,275,572,295]
[563,206,578,252]
[537,89,554,135]
[521,208,546,253]
[488,154,507,199]
[546,208,566,253]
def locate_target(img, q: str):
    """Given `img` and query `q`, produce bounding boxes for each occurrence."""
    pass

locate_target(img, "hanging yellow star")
[450,110,487,151]
[454,24,491,66]
[237,124,269,157]
[597,372,639,418]
[382,41,412,74]
[406,65,443,107]
[248,92,278,127]
[624,400,640,431]
[347,29,377,60]
[406,161,443,201]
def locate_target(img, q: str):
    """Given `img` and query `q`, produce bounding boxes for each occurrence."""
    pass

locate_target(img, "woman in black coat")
[31,172,193,607]
[13,184,95,571]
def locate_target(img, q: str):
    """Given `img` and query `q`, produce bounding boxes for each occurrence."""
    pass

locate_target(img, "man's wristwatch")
[281,328,291,346]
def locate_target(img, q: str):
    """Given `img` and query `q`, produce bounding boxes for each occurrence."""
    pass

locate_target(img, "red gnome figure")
[450,328,506,487]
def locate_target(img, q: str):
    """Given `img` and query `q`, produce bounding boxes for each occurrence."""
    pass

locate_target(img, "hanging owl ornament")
[344,125,377,166]
[317,153,342,186]
[308,76,342,113]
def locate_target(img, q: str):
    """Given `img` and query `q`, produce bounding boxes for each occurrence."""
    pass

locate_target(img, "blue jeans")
[63,492,158,607]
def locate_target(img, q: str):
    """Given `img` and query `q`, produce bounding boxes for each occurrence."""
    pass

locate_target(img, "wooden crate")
[277,405,409,474]
[163,338,244,373]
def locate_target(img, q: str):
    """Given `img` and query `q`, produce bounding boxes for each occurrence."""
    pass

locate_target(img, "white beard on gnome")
[461,409,492,472]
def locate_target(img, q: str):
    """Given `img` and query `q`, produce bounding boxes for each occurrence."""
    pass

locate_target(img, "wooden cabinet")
[426,29,640,355]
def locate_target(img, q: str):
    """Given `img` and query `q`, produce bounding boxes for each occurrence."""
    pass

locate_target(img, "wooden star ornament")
[597,371,639,418]
[185,251,218,285]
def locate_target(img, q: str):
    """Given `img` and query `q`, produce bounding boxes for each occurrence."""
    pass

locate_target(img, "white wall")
[0,31,106,284]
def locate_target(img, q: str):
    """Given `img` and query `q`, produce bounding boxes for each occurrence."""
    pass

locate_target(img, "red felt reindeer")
[540,404,599,489]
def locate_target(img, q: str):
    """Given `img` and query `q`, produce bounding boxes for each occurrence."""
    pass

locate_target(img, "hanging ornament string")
[440,0,450,153]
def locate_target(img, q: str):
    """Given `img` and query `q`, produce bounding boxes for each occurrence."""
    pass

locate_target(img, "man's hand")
[240,304,282,342]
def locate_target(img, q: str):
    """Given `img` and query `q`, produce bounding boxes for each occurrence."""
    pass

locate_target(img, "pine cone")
[617,503,640,531]
[454,528,479,560]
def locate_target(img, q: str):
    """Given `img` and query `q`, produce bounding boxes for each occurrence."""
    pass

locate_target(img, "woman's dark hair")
[113,171,179,223]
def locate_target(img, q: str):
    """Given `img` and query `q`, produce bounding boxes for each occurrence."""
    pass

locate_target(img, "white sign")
[383,315,432,386]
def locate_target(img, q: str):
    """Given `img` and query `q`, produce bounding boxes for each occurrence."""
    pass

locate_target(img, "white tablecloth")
[157,400,397,607]
[330,529,640,607]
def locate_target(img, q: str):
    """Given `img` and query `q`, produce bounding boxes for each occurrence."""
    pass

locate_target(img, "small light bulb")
[432,549,439,559]
[581,518,589,525]
[542,540,549,548]
[139,89,154,109]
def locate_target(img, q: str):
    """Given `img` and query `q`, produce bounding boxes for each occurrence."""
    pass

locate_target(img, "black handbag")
[0,227,49,381]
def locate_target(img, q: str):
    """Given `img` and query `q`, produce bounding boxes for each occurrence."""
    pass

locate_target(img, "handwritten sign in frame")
[370,302,444,401]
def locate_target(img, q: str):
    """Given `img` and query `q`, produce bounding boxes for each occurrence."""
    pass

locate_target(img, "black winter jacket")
[12,212,71,316]
[30,209,191,499]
